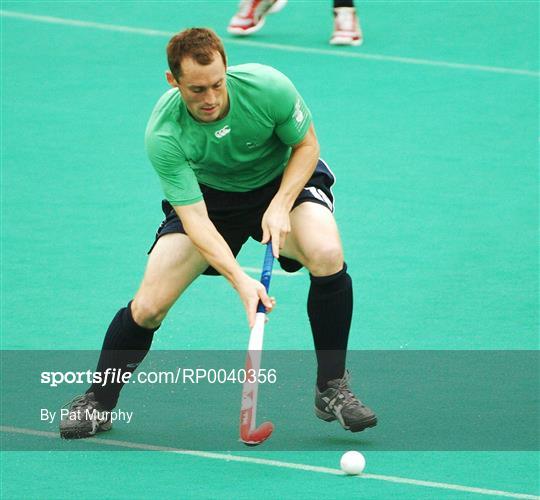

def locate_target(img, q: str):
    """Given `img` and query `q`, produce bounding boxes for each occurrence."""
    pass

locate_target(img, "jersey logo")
[215,125,231,139]
[293,99,305,124]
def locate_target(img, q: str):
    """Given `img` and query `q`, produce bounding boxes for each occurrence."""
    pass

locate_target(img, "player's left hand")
[261,202,291,258]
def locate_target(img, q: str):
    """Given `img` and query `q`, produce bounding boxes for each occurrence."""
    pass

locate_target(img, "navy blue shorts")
[149,159,336,276]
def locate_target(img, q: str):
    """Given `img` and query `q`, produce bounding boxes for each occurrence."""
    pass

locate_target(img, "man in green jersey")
[60,28,377,439]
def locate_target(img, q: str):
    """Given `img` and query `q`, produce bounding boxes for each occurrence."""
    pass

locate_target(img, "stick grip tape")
[257,243,274,313]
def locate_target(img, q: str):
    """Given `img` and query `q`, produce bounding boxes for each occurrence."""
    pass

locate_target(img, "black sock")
[334,0,355,8]
[307,264,353,391]
[88,301,158,410]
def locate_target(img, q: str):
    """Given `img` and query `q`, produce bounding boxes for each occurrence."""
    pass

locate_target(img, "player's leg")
[281,202,344,276]
[131,233,208,328]
[331,0,363,46]
[281,202,351,389]
[60,233,208,439]
[280,163,377,432]
[92,233,207,406]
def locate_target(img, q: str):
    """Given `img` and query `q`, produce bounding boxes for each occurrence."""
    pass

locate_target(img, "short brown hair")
[167,28,227,80]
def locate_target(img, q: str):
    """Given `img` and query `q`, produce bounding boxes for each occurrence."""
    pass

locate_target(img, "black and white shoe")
[59,392,112,439]
[315,371,377,432]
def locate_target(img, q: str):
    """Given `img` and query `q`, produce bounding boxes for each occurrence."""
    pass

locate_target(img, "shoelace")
[62,394,95,412]
[332,374,365,409]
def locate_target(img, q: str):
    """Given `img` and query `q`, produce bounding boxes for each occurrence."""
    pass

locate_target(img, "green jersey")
[145,63,312,206]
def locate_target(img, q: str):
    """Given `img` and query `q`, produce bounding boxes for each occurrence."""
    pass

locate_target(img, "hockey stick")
[239,243,275,446]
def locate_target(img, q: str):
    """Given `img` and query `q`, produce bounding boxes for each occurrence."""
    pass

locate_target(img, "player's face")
[172,53,228,123]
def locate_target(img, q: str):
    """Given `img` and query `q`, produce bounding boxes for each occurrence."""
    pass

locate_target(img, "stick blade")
[240,421,274,446]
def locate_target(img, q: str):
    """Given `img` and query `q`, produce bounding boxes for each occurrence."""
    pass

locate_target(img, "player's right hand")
[234,274,275,328]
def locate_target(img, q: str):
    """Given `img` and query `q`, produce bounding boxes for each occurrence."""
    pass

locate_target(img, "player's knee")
[131,298,168,329]
[305,244,344,276]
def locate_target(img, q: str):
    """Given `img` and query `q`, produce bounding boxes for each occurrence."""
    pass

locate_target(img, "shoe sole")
[315,406,377,432]
[60,420,112,440]
[349,416,377,433]
[227,17,267,36]
[330,38,363,46]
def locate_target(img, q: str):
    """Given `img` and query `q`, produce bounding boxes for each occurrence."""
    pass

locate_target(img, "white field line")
[1,10,538,78]
[1,426,539,500]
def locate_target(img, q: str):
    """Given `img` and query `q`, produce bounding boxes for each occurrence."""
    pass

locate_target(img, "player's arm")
[258,67,319,257]
[262,124,320,257]
[174,200,273,327]
[145,125,272,327]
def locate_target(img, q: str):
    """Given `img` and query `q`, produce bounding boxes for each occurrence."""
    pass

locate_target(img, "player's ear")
[165,71,179,88]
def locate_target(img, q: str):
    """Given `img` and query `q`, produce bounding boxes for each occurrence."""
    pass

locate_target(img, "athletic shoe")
[315,371,377,432]
[228,0,287,36]
[330,7,363,46]
[59,392,112,439]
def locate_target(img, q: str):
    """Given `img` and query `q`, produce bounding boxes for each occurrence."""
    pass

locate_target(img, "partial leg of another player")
[281,202,377,432]
[228,0,363,47]
[331,0,363,46]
